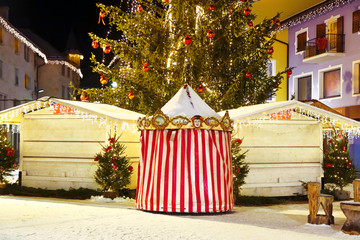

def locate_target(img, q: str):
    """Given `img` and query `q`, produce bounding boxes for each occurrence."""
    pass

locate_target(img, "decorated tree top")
[87,0,289,114]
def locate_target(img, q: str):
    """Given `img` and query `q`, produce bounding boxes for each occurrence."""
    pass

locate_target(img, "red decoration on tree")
[241,0,246,2]
[92,41,99,49]
[6,148,14,156]
[142,61,149,72]
[128,166,134,172]
[343,145,346,152]
[162,0,169,3]
[243,8,251,16]
[208,4,216,10]
[235,139,242,145]
[246,71,251,79]
[103,44,111,54]
[105,146,113,152]
[248,22,253,27]
[100,73,107,85]
[273,17,280,27]
[326,163,333,168]
[197,84,204,93]
[80,91,89,101]
[347,161,353,167]
[98,11,106,25]
[137,5,143,12]
[108,138,115,143]
[287,69,292,78]
[328,139,332,144]
[207,29,215,39]
[111,162,118,170]
[184,34,191,45]
[128,91,135,99]
[267,46,274,54]
[94,155,99,161]
[325,150,329,154]
[316,37,327,51]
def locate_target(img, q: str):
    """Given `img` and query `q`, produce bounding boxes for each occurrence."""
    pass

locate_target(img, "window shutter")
[337,16,344,52]
[297,32,307,52]
[353,10,360,33]
[316,23,326,38]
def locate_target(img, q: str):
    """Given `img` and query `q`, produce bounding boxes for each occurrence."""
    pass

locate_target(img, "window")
[13,99,20,107]
[24,74,31,90]
[0,93,6,110]
[321,68,341,98]
[24,46,30,62]
[321,15,344,53]
[0,60,3,79]
[14,38,19,54]
[352,60,360,94]
[353,10,360,33]
[67,67,70,78]
[266,60,276,102]
[15,68,19,86]
[295,28,308,54]
[297,76,312,100]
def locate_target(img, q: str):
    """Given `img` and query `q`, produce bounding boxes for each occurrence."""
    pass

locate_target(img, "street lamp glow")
[111,82,118,88]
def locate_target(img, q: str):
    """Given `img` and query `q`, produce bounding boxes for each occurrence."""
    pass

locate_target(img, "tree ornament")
[98,10,106,25]
[343,145,346,152]
[287,69,292,78]
[267,46,274,54]
[273,17,280,27]
[162,0,169,3]
[326,163,333,168]
[246,71,251,79]
[128,166,134,172]
[91,41,99,49]
[128,91,135,99]
[241,0,246,2]
[137,5,143,13]
[184,34,191,45]
[100,73,107,85]
[235,139,242,145]
[80,91,89,101]
[207,29,215,39]
[208,5,216,10]
[108,137,115,143]
[243,8,251,16]
[197,84,204,93]
[248,22,253,27]
[316,37,327,51]
[103,44,111,54]
[347,161,353,167]
[142,61,149,72]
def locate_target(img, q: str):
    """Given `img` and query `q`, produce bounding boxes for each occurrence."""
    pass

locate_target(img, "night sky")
[0,0,120,88]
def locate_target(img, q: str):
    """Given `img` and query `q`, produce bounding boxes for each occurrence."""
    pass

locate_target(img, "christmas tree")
[81,0,289,114]
[323,129,356,190]
[232,138,249,199]
[94,135,133,193]
[0,125,17,184]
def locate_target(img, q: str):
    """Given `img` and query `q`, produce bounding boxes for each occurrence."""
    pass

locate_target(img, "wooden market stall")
[221,100,360,197]
[0,97,144,190]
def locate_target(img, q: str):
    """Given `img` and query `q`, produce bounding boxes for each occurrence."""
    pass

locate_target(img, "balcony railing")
[304,34,345,60]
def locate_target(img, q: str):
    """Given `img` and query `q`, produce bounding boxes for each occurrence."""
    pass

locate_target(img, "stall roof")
[219,100,360,131]
[0,97,145,125]
[161,85,220,118]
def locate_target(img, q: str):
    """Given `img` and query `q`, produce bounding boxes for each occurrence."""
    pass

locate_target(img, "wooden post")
[354,179,360,202]
[307,182,334,225]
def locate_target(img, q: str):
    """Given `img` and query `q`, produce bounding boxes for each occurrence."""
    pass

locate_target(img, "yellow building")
[252,0,324,102]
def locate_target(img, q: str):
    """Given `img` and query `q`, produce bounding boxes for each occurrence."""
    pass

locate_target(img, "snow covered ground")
[0,195,358,240]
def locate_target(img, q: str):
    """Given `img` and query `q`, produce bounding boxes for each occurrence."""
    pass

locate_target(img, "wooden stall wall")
[20,107,140,190]
[235,119,323,196]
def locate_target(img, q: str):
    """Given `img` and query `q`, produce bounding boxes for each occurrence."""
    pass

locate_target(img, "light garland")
[0,16,82,78]
[279,0,355,31]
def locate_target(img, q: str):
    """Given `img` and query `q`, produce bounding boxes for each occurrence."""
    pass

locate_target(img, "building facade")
[0,7,82,111]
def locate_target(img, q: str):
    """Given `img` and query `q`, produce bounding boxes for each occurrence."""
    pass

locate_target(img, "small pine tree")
[232,138,249,199]
[0,125,17,184]
[94,135,133,193]
[323,129,356,190]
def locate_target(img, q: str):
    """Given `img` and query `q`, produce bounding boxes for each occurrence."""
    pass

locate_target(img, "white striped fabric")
[136,129,233,213]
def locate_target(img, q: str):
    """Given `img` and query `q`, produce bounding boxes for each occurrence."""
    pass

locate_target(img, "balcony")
[303,34,345,63]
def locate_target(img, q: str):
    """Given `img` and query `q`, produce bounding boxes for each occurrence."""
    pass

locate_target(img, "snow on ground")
[0,195,358,240]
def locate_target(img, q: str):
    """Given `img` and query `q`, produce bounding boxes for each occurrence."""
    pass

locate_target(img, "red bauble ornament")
[100,74,107,85]
[243,8,251,16]
[248,22,253,27]
[326,163,333,168]
[343,146,346,152]
[103,44,111,54]
[91,41,99,49]
[162,0,169,3]
[267,46,274,54]
[273,18,280,27]
[128,166,134,172]
[287,69,292,78]
[94,155,99,161]
[197,84,204,93]
[128,91,135,99]
[347,161,353,167]
[184,34,191,45]
[208,4,216,10]
[235,139,242,145]
[137,5,143,12]
[142,61,149,72]
[106,146,113,152]
[328,139,332,144]
[241,0,246,2]
[80,91,89,101]
[98,11,106,25]
[108,138,115,143]
[325,150,329,154]
[207,29,215,39]
[246,71,251,79]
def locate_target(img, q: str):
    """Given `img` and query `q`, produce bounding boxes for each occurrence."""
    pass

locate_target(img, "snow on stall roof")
[161,85,220,118]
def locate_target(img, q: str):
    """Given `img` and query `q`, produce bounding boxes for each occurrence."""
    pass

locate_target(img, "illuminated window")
[0,27,3,44]
[24,74,31,89]
[24,46,30,62]
[297,76,312,100]
[14,38,19,54]
[320,68,341,98]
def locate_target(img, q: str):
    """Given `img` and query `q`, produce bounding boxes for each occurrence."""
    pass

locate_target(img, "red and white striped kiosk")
[136,85,233,213]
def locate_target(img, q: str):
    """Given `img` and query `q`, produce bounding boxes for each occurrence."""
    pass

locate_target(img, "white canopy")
[161,85,220,118]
